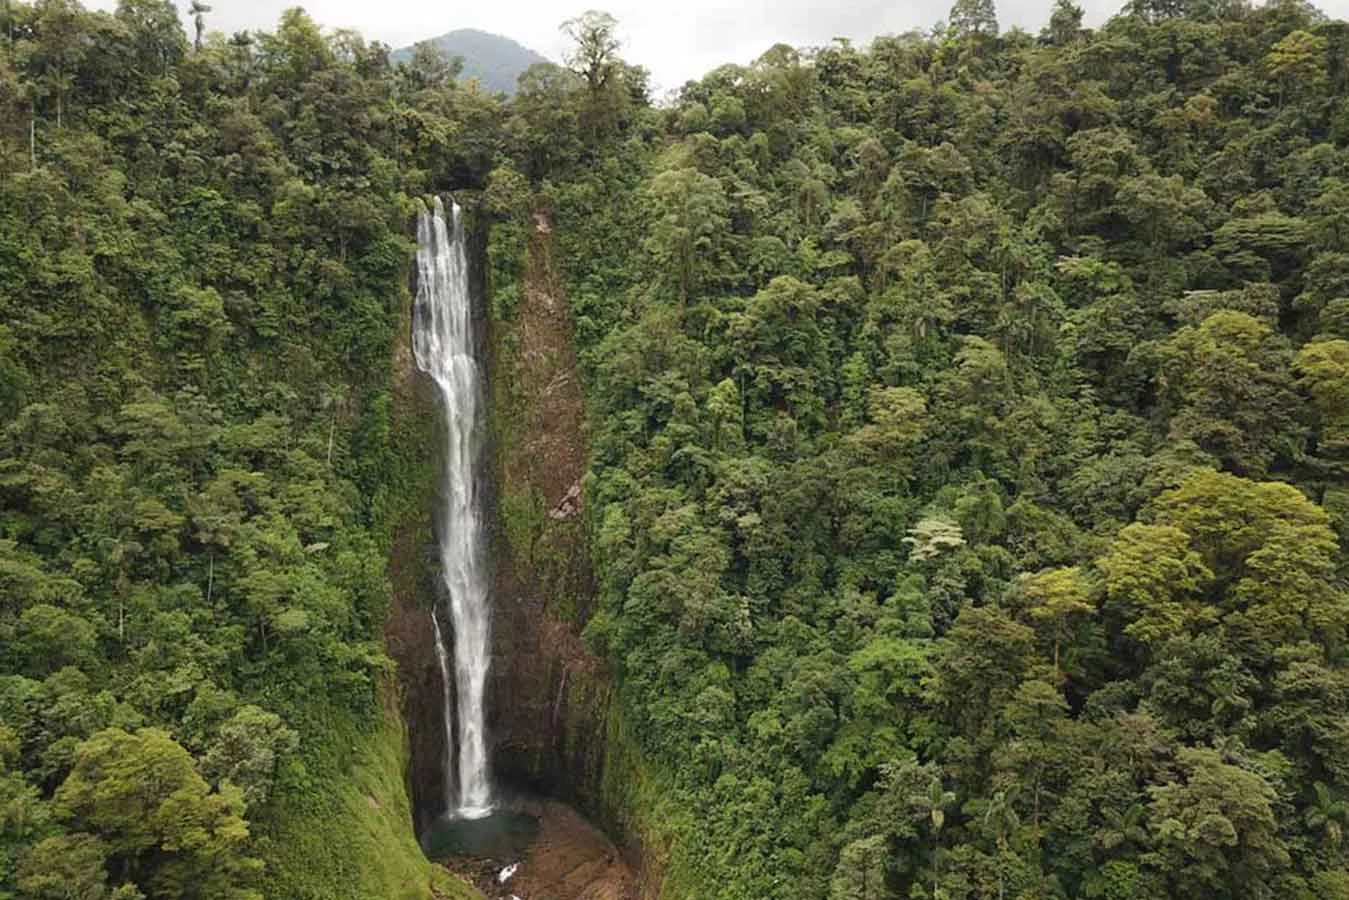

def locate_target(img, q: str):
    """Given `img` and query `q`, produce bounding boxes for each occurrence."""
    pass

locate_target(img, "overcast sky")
[87,0,1349,92]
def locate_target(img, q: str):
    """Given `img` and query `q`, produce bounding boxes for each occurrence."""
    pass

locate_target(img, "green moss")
[486,309,589,622]
[258,692,481,900]
[595,701,684,898]
[488,219,528,322]
[499,482,545,563]
[374,315,441,552]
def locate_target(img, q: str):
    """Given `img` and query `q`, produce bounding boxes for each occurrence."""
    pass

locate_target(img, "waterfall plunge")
[414,197,493,820]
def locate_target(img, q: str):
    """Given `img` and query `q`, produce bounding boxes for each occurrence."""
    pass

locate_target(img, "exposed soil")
[509,800,636,900]
[511,208,588,511]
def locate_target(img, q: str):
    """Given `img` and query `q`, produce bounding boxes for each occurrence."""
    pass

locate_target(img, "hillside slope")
[393,29,548,95]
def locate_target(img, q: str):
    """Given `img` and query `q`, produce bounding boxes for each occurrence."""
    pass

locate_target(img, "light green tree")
[1022,566,1093,674]
[54,728,261,900]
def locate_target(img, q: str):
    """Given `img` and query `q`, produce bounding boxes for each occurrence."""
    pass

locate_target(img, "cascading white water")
[414,196,493,820]
[429,610,457,813]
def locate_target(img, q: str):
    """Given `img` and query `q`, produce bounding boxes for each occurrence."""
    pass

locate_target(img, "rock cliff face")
[385,512,449,838]
[382,207,607,816]
[383,255,451,837]
[484,212,610,810]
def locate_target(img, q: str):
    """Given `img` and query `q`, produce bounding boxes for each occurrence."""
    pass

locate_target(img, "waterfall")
[429,610,457,813]
[414,196,493,820]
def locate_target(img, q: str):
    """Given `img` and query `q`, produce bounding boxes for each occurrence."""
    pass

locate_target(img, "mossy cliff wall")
[483,210,597,799]
[382,322,448,839]
[484,211,664,895]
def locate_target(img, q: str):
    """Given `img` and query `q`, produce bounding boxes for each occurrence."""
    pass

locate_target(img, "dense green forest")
[497,2,1349,898]
[0,3,494,897]
[5,0,1349,898]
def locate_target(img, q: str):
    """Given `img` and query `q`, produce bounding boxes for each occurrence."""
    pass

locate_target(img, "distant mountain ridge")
[391,28,549,95]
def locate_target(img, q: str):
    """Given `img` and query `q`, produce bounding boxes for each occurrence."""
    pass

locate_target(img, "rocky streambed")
[424,797,637,900]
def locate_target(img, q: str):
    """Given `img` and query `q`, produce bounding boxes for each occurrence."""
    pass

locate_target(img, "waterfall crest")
[414,196,493,820]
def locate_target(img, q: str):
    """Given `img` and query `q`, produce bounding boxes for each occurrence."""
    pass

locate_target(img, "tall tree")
[949,0,999,36]
[189,0,209,51]
[560,10,620,94]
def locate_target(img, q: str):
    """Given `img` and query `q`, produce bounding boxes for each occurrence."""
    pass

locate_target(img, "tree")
[1264,647,1349,783]
[949,0,1000,37]
[54,728,261,899]
[2,726,55,898]
[400,40,462,91]
[12,603,98,677]
[1021,566,1093,674]
[560,10,639,140]
[983,790,1020,852]
[1096,803,1149,856]
[1097,523,1212,647]
[1147,748,1289,896]
[16,833,113,900]
[258,8,332,89]
[114,0,187,78]
[1296,339,1349,454]
[28,0,88,128]
[1264,30,1328,106]
[188,0,210,52]
[202,706,298,808]
[643,161,730,302]
[848,386,928,461]
[1148,470,1345,658]
[829,834,891,900]
[996,679,1070,834]
[1157,312,1305,477]
[929,606,1036,748]
[561,10,620,94]
[1305,782,1349,854]
[1044,0,1084,43]
[509,63,584,178]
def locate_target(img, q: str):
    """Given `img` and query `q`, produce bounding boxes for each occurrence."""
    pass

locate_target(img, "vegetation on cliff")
[484,3,1349,898]
[5,0,1349,898]
[0,3,494,897]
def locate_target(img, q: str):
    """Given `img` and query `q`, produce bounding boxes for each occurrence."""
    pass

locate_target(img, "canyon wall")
[383,256,450,837]
[483,212,608,807]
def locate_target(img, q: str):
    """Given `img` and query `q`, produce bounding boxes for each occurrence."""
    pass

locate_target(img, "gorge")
[5,2,1349,899]
[397,196,644,898]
